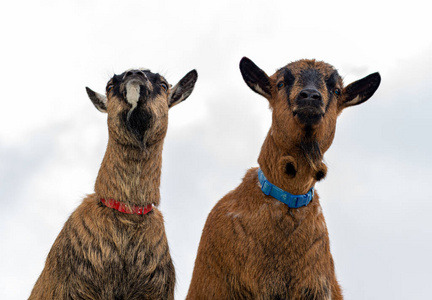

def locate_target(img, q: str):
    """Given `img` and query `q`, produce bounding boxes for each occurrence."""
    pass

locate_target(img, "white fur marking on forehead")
[126,81,140,110]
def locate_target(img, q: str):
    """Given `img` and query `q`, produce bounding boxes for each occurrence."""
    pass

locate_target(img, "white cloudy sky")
[1,0,431,299]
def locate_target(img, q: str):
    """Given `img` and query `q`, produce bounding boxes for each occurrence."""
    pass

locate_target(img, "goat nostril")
[299,89,322,101]
[311,93,321,100]
[124,70,147,80]
[300,91,309,99]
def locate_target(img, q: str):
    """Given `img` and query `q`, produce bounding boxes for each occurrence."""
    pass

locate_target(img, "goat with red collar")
[30,68,198,300]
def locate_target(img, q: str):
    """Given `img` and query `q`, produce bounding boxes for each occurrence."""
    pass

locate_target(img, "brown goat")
[187,57,380,299]
[29,68,198,300]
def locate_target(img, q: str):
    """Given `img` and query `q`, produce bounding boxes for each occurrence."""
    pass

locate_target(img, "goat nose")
[298,88,322,101]
[124,70,146,79]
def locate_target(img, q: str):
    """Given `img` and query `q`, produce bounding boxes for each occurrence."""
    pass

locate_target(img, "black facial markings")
[111,85,122,99]
[325,70,341,112]
[143,71,164,99]
[299,69,324,90]
[280,68,296,107]
[282,69,295,86]
[108,70,166,104]
[111,74,123,89]
[110,74,124,99]
[325,71,338,91]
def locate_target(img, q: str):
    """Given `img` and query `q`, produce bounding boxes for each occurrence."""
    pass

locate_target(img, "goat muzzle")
[293,106,324,125]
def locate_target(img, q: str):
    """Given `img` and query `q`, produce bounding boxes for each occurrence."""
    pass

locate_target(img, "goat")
[187,57,380,299]
[29,68,198,300]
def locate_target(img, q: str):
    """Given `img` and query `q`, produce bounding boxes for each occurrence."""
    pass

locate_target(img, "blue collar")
[258,168,314,208]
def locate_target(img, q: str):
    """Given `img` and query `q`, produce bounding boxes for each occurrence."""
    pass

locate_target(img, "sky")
[1,0,431,299]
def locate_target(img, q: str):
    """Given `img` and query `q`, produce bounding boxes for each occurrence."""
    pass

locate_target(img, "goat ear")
[240,57,271,99]
[339,73,381,110]
[86,87,107,113]
[168,70,198,108]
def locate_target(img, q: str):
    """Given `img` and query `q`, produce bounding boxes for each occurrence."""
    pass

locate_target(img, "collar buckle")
[295,195,307,208]
[261,180,273,196]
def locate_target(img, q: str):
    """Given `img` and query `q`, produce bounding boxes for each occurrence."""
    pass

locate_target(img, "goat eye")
[277,82,285,90]
[107,84,114,92]
[161,83,168,91]
[334,88,341,96]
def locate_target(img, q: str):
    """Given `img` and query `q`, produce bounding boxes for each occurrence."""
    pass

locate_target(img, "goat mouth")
[293,107,324,125]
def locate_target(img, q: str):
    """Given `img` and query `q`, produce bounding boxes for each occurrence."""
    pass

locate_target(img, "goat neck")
[95,137,164,208]
[257,126,327,196]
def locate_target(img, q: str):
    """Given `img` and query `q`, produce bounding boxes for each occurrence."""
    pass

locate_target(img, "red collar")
[100,198,153,215]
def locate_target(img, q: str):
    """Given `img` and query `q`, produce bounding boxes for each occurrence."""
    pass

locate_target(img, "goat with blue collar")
[187,57,380,300]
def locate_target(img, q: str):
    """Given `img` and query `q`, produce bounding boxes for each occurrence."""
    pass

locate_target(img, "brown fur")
[30,68,197,300]
[187,58,380,299]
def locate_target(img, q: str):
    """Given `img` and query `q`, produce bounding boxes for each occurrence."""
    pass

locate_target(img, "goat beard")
[299,137,323,173]
[125,107,154,149]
